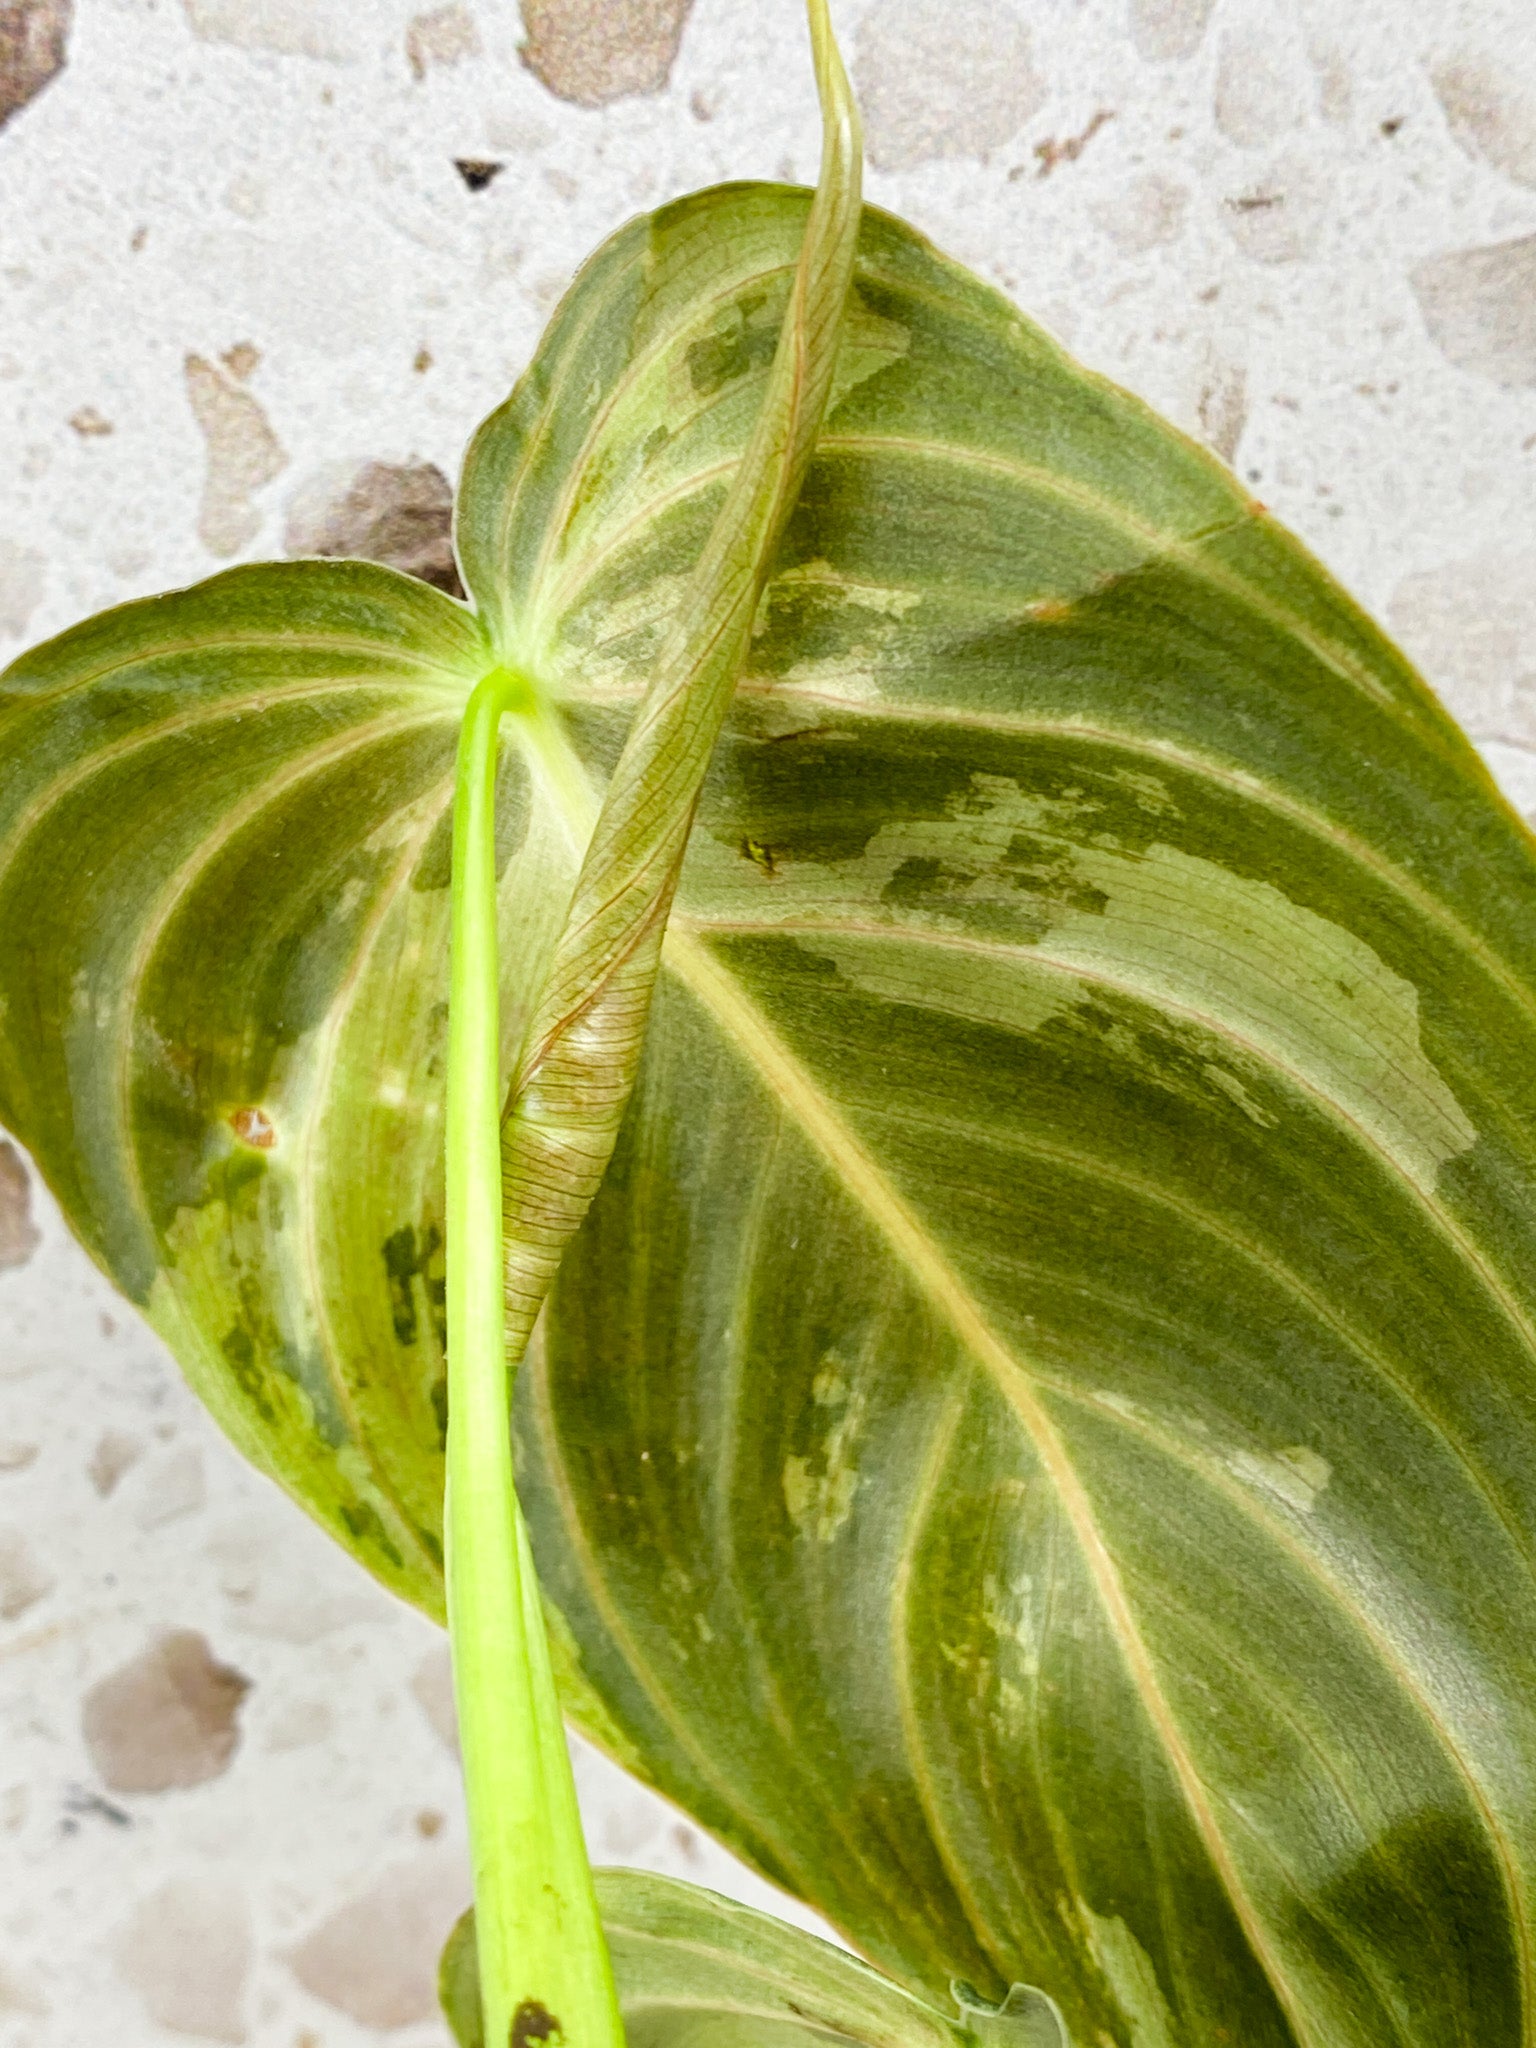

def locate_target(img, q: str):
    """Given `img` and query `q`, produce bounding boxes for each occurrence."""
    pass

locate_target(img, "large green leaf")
[437,1871,1008,2048]
[506,198,1536,2048]
[5,184,1536,2047]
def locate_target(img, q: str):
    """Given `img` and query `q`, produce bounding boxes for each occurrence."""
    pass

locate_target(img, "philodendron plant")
[4,0,1536,2042]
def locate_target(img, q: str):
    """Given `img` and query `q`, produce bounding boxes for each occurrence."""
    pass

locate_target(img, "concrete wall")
[2,0,1535,2039]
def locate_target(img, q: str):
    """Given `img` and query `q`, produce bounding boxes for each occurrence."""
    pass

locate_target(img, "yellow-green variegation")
[4,105,1536,2048]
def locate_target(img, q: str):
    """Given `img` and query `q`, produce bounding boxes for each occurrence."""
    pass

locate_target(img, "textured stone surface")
[81,1630,251,1793]
[1412,236,1536,386]
[114,1878,252,2043]
[0,0,69,130]
[185,353,288,557]
[1092,171,1189,253]
[3,4,1536,2041]
[86,1427,142,1498]
[1431,48,1536,189]
[287,1852,470,2027]
[1390,548,1536,744]
[0,540,44,642]
[181,0,360,62]
[0,1138,38,1267]
[854,0,1042,171]
[408,1,481,79]
[520,0,695,107]
[1130,0,1215,64]
[284,457,464,594]
[0,1526,53,1618]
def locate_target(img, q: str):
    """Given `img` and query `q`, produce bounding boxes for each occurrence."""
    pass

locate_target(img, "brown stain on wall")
[283,459,464,596]
[0,0,71,131]
[0,1140,38,1268]
[287,1852,471,2028]
[1431,49,1536,190]
[81,1630,251,1793]
[1412,236,1536,387]
[114,1879,252,2045]
[519,0,695,108]
[185,353,287,558]
[407,1,480,79]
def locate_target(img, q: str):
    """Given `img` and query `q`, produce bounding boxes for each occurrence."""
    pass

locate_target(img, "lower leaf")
[440,1869,1008,2048]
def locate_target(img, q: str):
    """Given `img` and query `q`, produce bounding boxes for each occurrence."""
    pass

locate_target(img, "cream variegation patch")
[693,768,1479,1196]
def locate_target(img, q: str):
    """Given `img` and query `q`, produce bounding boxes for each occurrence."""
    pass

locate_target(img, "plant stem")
[446,664,625,2048]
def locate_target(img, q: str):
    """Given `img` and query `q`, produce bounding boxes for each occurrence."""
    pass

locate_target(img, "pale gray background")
[2,0,1535,2039]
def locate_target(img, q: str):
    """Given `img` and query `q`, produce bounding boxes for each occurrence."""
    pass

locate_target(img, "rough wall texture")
[2,0,1536,2040]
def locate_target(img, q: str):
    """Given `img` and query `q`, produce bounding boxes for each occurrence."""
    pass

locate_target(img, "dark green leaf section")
[8,181,1536,2048]
[440,1871,973,2048]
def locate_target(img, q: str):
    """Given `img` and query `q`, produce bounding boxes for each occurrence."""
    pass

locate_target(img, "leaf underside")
[5,184,1536,2048]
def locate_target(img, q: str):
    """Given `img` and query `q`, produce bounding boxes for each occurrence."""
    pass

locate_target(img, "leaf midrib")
[664,910,1535,2032]
[657,924,1320,2048]
[519,687,1492,2046]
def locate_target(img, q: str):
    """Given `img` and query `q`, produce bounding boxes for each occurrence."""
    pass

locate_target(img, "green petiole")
[445,664,625,2048]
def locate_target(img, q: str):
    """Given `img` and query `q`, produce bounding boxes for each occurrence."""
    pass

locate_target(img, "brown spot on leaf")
[284,459,464,596]
[0,1140,38,1268]
[229,1104,276,1148]
[1412,236,1536,386]
[288,1853,470,2027]
[519,0,694,109]
[114,1878,252,2044]
[513,2000,562,2048]
[854,0,1043,171]
[0,0,70,131]
[224,1104,285,1160]
[407,1,480,79]
[68,405,112,437]
[185,353,287,558]
[82,1629,250,1793]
